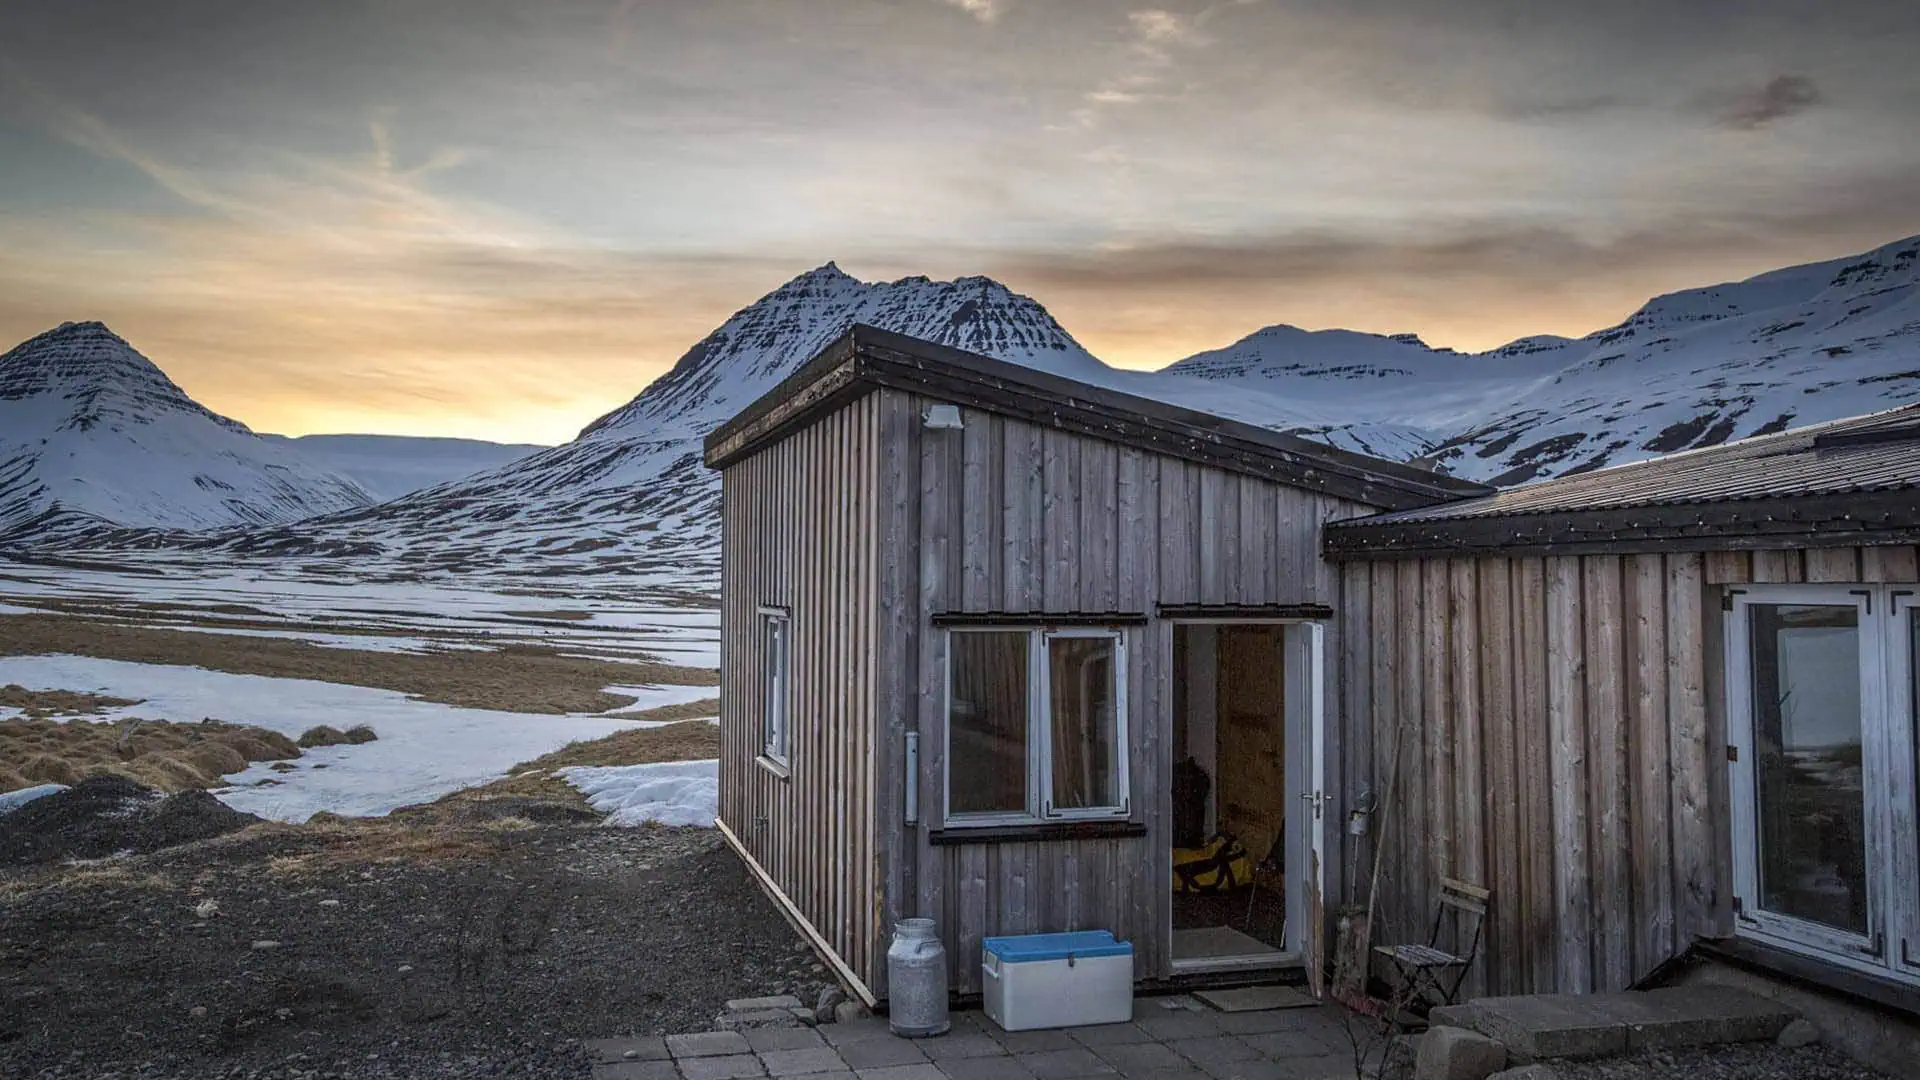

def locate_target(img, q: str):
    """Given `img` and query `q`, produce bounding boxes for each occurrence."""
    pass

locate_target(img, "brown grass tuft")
[0,717,306,794]
[297,725,349,748]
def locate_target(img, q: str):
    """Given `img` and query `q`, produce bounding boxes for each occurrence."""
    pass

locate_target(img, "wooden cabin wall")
[872,389,1380,995]
[717,392,882,995]
[1339,543,1920,998]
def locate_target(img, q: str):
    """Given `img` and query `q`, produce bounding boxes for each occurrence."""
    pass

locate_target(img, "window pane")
[1750,603,1866,935]
[949,631,1029,815]
[1049,636,1121,811]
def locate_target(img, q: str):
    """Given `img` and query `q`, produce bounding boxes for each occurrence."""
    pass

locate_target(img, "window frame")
[941,626,1131,829]
[1724,583,1918,987]
[759,606,791,772]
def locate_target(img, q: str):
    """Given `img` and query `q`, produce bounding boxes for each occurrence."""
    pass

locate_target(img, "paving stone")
[1166,1035,1260,1070]
[824,1018,899,1046]
[591,1062,680,1080]
[1622,987,1798,1050]
[837,1038,930,1069]
[761,1047,851,1076]
[1069,1022,1156,1046]
[1016,1047,1120,1078]
[1415,1026,1506,1080]
[1282,1054,1361,1080]
[681,1054,768,1080]
[1194,987,1316,1013]
[991,1028,1081,1053]
[919,1033,1006,1060]
[1090,1039,1189,1076]
[936,1056,1038,1080]
[1236,1030,1345,1060]
[749,1027,830,1052]
[852,1065,945,1080]
[671,1031,756,1059]
[1137,1013,1223,1041]
[731,995,808,1012]
[1194,1059,1298,1080]
[1211,1009,1326,1036]
[585,1037,672,1064]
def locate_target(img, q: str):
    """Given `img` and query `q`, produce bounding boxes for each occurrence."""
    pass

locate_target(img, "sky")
[2,0,1917,444]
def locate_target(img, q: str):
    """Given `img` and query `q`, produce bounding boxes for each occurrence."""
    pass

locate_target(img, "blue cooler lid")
[982,930,1131,963]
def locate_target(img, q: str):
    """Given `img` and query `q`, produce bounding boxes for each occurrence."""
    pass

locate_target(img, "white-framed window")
[760,607,791,768]
[1725,584,1918,987]
[943,627,1129,826]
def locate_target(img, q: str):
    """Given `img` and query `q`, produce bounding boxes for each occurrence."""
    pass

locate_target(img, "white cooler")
[981,930,1133,1031]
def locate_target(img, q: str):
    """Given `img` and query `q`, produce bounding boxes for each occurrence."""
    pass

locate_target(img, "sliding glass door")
[1727,585,1918,985]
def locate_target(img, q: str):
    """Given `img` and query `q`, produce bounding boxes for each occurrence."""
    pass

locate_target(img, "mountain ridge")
[5,233,1917,577]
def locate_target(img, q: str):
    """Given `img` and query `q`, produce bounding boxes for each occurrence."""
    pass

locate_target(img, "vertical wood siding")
[1340,544,1920,995]
[875,391,1377,995]
[717,393,881,995]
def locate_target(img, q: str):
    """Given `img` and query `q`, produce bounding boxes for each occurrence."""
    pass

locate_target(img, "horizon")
[4,1,1918,443]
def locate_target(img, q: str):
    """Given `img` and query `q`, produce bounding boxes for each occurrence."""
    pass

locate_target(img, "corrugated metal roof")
[1340,403,1920,526]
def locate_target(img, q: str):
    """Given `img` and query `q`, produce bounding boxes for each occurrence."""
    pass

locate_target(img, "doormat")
[1194,986,1317,1013]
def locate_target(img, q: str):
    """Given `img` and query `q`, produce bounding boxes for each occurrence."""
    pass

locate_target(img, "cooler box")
[981,931,1133,1031]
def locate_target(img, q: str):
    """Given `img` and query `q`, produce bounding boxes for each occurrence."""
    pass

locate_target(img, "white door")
[1726,584,1919,985]
[1286,622,1329,994]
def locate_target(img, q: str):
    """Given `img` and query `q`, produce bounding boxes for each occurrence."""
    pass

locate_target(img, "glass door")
[1893,594,1919,979]
[1727,584,1918,985]
[1728,588,1880,960]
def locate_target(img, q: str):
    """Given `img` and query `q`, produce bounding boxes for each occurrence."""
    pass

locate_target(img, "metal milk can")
[886,918,951,1037]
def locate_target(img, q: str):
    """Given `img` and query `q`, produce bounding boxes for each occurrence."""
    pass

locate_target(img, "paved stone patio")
[586,997,1362,1080]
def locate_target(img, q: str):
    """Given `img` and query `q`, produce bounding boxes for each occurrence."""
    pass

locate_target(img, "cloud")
[941,0,1004,23]
[1715,75,1822,130]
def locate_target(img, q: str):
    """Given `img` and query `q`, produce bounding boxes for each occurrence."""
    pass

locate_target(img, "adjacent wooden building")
[1324,404,1920,1007]
[706,322,1920,1018]
[702,325,1484,1003]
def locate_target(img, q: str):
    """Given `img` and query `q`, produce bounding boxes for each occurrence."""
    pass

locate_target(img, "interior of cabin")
[1169,623,1291,966]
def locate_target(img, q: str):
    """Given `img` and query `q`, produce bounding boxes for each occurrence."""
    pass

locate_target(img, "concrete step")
[1429,986,1798,1061]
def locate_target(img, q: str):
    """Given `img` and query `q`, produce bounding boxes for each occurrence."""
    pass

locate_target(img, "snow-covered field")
[0,556,722,824]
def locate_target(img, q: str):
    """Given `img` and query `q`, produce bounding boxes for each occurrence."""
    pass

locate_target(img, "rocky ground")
[0,811,828,1080]
[1554,1042,1887,1080]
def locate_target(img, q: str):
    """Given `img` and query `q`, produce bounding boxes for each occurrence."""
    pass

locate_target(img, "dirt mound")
[0,716,301,794]
[0,774,263,866]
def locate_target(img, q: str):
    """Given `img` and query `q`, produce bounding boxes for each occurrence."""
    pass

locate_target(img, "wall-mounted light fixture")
[923,404,964,430]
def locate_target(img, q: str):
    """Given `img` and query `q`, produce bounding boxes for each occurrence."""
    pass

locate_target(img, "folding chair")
[1371,877,1488,1006]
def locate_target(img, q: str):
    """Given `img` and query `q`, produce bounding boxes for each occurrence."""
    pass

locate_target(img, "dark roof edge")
[704,324,1491,511]
[1323,488,1920,560]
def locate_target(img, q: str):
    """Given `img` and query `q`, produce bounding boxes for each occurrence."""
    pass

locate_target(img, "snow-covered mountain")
[9,234,1918,581]
[262,434,546,501]
[0,322,375,541]
[211,265,1120,574]
[1167,234,1920,484]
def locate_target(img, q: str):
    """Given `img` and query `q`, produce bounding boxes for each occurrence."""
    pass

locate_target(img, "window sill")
[755,755,791,780]
[928,819,1146,845]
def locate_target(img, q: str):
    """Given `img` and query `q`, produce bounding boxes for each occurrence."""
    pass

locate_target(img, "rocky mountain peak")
[0,320,248,435]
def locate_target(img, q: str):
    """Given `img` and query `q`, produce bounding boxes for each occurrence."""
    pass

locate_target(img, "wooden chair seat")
[1372,943,1465,969]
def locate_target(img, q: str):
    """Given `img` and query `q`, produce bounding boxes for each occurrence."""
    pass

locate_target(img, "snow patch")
[0,783,68,816]
[556,760,718,827]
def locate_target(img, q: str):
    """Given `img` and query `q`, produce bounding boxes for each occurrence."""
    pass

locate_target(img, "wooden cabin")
[701,325,1486,1004]
[1323,403,1920,1013]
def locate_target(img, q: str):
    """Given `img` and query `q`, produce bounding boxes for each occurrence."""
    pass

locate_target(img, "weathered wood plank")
[1625,553,1674,981]
[1803,547,1859,582]
[1513,558,1555,992]
[1863,545,1920,583]
[1447,559,1487,997]
[1544,556,1594,992]
[1582,556,1632,991]
[1396,560,1430,942]
[1665,552,1715,943]
[1477,557,1522,993]
[1423,561,1455,891]
[1703,551,1751,584]
[1749,549,1790,583]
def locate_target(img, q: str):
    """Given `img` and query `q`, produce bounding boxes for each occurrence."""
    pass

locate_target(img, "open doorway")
[1169,622,1301,969]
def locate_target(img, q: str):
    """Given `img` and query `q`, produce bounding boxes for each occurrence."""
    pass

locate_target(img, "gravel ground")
[1554,1042,1889,1080]
[0,822,830,1079]
[0,776,264,866]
